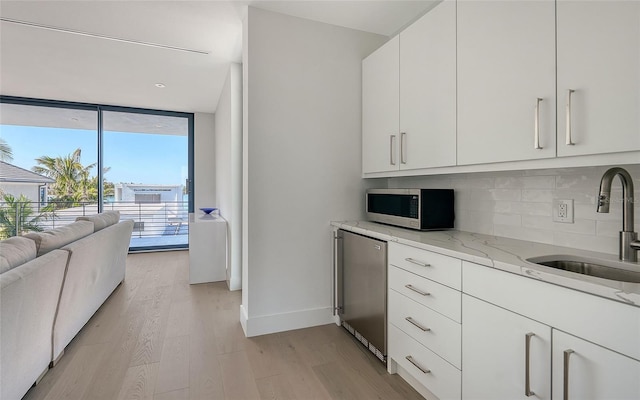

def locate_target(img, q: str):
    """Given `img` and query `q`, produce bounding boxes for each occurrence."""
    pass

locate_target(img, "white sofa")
[0,211,133,400]
[0,237,68,400]
[50,215,134,363]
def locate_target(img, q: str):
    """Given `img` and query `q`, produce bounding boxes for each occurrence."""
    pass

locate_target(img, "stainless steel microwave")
[366,188,454,230]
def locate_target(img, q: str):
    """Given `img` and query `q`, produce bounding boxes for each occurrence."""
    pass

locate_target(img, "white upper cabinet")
[399,0,456,169]
[362,36,400,174]
[457,0,556,165]
[556,1,640,156]
[362,1,456,174]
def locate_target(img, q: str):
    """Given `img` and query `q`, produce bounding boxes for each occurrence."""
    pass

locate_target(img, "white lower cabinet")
[389,290,461,369]
[388,265,461,323]
[387,244,462,399]
[461,261,640,399]
[462,304,640,400]
[380,241,640,399]
[389,324,461,400]
[462,295,551,400]
[552,330,640,400]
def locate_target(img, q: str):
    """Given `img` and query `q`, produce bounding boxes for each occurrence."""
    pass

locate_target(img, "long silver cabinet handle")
[390,135,397,165]
[404,284,430,296]
[400,132,407,164]
[563,349,575,400]
[565,89,575,145]
[405,356,430,374]
[405,317,430,332]
[405,258,430,267]
[525,332,535,397]
[534,98,543,149]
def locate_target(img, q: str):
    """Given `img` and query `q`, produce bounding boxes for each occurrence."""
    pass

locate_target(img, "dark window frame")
[0,95,195,251]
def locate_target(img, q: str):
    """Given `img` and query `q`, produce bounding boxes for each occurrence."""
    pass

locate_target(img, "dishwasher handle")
[334,231,344,316]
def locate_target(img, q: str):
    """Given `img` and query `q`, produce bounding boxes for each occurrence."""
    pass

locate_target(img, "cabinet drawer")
[389,324,461,400]
[389,242,461,290]
[389,289,461,368]
[389,265,461,322]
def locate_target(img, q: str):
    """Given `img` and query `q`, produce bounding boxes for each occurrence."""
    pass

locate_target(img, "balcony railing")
[0,201,189,249]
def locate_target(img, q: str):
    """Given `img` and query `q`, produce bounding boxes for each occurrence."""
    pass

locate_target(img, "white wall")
[241,7,386,336]
[0,182,41,204]
[194,113,216,210]
[214,63,243,291]
[115,184,181,202]
[388,164,640,255]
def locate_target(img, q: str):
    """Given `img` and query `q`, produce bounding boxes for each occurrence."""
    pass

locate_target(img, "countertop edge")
[331,221,640,307]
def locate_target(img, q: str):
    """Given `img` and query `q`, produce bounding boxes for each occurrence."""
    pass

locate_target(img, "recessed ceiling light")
[155,83,166,88]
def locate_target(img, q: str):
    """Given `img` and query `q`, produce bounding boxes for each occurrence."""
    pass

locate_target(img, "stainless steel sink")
[526,255,640,283]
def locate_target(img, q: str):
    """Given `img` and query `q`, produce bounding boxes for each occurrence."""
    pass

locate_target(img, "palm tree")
[103,180,115,198]
[31,148,114,205]
[0,138,13,162]
[32,148,97,203]
[0,194,45,239]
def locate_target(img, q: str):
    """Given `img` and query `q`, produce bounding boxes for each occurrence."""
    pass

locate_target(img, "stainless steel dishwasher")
[336,229,387,363]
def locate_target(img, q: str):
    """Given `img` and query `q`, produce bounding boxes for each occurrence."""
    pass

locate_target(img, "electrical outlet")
[559,203,568,218]
[553,199,574,223]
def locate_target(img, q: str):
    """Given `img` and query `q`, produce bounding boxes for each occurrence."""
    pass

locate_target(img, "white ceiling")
[0,0,437,114]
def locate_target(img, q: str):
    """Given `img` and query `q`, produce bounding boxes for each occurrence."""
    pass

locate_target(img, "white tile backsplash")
[387,164,640,256]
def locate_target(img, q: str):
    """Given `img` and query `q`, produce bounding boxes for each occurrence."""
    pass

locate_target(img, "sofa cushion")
[76,211,120,232]
[0,236,37,274]
[23,220,94,256]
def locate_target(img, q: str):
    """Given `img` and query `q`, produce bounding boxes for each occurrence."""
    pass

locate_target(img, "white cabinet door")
[552,330,640,399]
[457,0,556,165]
[556,1,640,156]
[362,36,399,173]
[399,0,456,170]
[462,295,551,400]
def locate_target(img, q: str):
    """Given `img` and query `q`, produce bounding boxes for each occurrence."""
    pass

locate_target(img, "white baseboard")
[240,306,335,337]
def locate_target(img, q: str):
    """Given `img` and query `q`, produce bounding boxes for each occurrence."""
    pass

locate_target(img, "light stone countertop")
[331,221,640,307]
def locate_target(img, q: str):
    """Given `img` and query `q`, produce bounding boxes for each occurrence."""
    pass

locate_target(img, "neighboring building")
[112,183,186,237]
[114,183,183,203]
[0,161,54,206]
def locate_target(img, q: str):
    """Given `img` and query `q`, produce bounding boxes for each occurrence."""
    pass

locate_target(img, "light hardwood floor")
[23,251,423,400]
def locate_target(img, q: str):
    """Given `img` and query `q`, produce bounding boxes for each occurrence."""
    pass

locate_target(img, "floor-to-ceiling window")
[103,110,190,251]
[0,97,193,251]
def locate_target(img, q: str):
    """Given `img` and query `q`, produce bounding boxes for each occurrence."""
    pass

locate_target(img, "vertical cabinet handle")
[565,89,575,145]
[405,356,431,374]
[525,332,535,397]
[534,98,543,149]
[390,135,397,165]
[400,132,407,164]
[563,349,575,400]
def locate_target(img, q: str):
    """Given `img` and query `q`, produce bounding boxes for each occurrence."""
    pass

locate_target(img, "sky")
[0,125,188,186]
